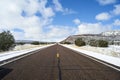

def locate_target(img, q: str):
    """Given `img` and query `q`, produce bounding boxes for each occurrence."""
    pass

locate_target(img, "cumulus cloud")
[0,0,50,41]
[11,30,25,40]
[63,8,77,15]
[95,12,111,21]
[113,19,120,26]
[73,18,81,25]
[0,0,76,41]
[78,22,111,34]
[95,4,120,21]
[112,4,120,15]
[97,0,117,5]
[41,25,76,42]
[53,0,63,12]
[53,0,76,15]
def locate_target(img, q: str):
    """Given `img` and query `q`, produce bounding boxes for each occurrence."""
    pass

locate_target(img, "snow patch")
[62,44,120,67]
[13,44,44,51]
[0,44,52,62]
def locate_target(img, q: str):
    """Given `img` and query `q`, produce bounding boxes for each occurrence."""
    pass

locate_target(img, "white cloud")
[0,0,76,41]
[53,0,76,15]
[38,0,55,18]
[95,4,120,21]
[112,4,120,15]
[11,30,25,40]
[53,0,63,12]
[63,8,77,15]
[95,12,111,21]
[23,0,40,16]
[73,18,81,25]
[41,25,76,42]
[113,19,120,26]
[97,0,117,5]
[78,22,111,34]
[0,0,49,40]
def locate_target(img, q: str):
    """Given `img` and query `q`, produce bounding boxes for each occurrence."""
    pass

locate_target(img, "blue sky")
[0,0,120,42]
[53,0,120,25]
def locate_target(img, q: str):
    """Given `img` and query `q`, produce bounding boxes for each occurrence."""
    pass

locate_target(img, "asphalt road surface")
[0,44,120,80]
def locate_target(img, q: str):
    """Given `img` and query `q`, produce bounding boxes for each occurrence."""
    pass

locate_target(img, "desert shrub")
[75,38,86,46]
[97,40,108,47]
[0,31,15,51]
[17,42,25,45]
[64,42,72,44]
[31,41,40,45]
[89,39,97,47]
[39,42,46,44]
[110,41,114,45]
[89,39,108,47]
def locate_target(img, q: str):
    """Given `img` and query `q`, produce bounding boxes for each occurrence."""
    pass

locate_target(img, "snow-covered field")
[62,44,120,67]
[0,44,53,62]
[66,45,120,58]
[13,44,46,51]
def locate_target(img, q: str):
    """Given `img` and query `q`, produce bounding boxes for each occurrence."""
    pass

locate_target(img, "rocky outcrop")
[61,31,120,45]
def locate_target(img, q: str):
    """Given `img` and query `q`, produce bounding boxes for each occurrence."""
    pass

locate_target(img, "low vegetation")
[75,38,86,46]
[75,38,108,47]
[89,39,108,47]
[31,41,40,45]
[17,42,25,45]
[63,42,72,44]
[97,40,108,47]
[0,31,15,51]
[89,40,97,47]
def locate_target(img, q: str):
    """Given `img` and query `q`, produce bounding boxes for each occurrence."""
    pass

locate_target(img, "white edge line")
[61,44,120,72]
[0,44,54,66]
[0,49,41,66]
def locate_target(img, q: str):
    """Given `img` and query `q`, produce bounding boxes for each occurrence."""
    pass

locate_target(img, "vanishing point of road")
[0,44,120,80]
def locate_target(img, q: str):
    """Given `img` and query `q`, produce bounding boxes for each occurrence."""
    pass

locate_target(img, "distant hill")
[61,30,120,45]
[15,40,35,44]
[101,30,120,36]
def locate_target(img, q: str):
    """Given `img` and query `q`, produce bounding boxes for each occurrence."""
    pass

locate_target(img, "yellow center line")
[57,53,60,58]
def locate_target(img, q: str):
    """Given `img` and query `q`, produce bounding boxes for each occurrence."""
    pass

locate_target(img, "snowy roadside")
[69,45,120,58]
[61,44,120,67]
[0,44,53,62]
[13,44,47,51]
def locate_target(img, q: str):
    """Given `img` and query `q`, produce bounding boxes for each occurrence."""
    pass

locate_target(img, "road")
[0,44,120,80]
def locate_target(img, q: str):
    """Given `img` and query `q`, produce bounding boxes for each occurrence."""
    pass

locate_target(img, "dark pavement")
[0,44,120,80]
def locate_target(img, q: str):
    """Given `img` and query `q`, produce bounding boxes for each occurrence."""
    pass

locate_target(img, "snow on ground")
[13,44,45,51]
[66,45,120,58]
[0,44,53,62]
[62,44,120,67]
